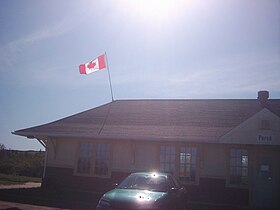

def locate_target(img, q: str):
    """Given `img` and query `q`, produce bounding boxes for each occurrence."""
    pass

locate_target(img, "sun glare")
[118,0,186,23]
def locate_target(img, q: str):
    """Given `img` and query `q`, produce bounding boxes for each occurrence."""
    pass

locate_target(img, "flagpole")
[105,52,114,101]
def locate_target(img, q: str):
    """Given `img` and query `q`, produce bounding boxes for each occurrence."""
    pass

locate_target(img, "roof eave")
[12,130,218,143]
[11,131,37,139]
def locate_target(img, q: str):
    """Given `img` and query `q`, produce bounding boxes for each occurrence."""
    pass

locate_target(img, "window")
[160,146,176,174]
[94,144,110,176]
[179,147,197,183]
[76,142,110,177]
[159,145,198,184]
[230,148,248,185]
[77,142,93,174]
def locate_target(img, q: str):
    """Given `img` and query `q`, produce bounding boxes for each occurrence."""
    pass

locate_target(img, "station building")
[13,91,280,209]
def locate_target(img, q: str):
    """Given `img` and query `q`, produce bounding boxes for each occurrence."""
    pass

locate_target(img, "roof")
[13,99,280,142]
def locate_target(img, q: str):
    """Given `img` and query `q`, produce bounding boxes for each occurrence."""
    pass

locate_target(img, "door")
[252,154,279,208]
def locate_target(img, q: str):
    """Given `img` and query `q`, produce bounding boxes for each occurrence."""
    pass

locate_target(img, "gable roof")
[13,99,280,142]
[220,108,280,145]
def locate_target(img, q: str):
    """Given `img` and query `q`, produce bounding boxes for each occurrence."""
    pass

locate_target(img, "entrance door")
[252,155,278,208]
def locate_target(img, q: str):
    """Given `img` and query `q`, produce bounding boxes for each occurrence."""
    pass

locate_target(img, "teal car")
[97,172,187,210]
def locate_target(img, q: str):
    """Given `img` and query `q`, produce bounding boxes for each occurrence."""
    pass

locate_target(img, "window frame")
[227,147,249,188]
[75,141,111,178]
[179,146,198,184]
[76,142,94,175]
[159,145,176,175]
[159,143,199,186]
[94,143,111,177]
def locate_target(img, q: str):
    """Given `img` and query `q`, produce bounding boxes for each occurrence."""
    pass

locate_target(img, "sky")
[0,0,279,151]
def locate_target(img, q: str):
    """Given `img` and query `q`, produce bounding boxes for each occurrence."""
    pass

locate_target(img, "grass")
[0,173,41,185]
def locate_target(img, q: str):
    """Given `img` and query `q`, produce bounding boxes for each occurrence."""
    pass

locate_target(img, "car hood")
[102,188,167,209]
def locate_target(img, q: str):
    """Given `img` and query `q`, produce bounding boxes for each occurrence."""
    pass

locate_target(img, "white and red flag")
[79,54,106,75]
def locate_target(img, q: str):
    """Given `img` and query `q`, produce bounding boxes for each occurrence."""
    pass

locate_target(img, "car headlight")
[98,199,111,207]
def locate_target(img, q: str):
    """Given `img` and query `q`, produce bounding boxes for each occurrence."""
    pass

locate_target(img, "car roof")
[130,172,171,177]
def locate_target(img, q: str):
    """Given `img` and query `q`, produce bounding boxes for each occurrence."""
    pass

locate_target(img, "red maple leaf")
[87,61,96,69]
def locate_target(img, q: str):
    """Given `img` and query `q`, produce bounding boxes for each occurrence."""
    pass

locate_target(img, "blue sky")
[0,0,279,150]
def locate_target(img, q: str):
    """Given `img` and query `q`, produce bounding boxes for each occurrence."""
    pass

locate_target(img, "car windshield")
[117,173,170,192]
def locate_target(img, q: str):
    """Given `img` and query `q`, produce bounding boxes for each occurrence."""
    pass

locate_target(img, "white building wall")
[133,141,158,172]
[46,138,77,168]
[112,140,132,172]
[200,144,227,178]
[112,140,159,172]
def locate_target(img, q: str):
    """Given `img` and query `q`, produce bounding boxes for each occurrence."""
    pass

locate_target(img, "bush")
[0,150,44,178]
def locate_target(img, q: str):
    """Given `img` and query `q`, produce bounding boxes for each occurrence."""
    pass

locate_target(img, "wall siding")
[44,137,279,207]
[200,144,227,178]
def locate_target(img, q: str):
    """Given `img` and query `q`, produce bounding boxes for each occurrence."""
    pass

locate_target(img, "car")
[96,172,187,210]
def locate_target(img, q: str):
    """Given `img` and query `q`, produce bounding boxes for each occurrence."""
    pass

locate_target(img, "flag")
[79,54,106,75]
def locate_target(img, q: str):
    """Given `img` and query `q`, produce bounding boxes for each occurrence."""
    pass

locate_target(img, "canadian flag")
[79,54,106,75]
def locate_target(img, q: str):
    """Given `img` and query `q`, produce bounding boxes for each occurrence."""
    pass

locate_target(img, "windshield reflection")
[117,173,169,192]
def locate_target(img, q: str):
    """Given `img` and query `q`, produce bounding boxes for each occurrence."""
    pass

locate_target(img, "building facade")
[13,91,280,209]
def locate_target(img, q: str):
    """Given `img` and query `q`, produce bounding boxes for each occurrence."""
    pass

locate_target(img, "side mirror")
[112,183,118,188]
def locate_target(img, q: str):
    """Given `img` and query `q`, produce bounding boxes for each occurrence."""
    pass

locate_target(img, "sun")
[117,0,186,23]
[131,0,173,20]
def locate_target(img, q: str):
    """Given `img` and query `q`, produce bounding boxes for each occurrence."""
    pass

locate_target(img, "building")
[13,91,280,209]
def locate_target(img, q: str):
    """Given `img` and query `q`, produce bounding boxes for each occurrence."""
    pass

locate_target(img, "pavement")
[0,182,98,210]
[0,200,69,210]
[0,182,68,210]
